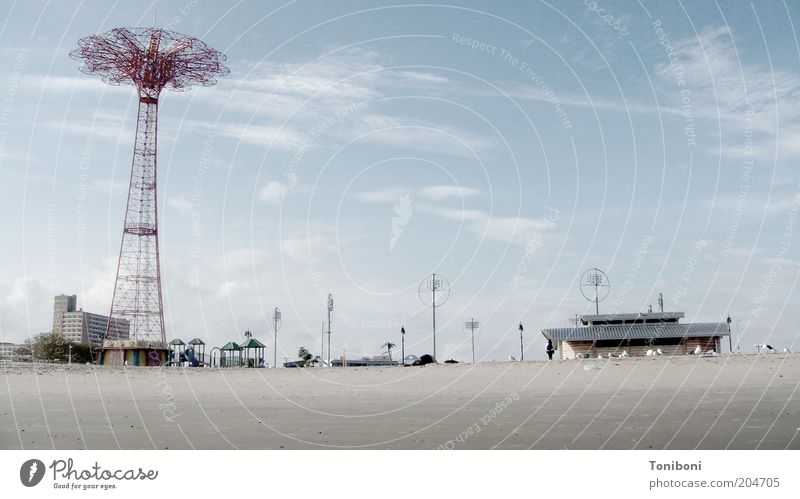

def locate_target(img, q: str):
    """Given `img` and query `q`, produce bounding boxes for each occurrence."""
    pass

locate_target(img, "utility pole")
[518,323,524,361]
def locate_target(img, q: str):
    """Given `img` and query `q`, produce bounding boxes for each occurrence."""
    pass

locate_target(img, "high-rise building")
[52,294,77,334]
[51,295,129,348]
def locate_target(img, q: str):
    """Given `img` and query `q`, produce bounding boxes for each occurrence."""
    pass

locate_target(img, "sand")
[1,353,798,449]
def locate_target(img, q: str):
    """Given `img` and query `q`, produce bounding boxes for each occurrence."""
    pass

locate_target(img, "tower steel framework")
[71,28,227,360]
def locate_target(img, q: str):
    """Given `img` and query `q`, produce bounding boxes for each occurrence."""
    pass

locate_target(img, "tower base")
[98,339,168,366]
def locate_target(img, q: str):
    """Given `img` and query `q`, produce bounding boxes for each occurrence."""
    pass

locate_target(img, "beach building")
[51,294,129,347]
[0,342,31,362]
[541,311,730,360]
[330,354,398,367]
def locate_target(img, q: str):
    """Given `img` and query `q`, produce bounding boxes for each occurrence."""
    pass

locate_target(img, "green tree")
[26,333,93,363]
[297,346,314,367]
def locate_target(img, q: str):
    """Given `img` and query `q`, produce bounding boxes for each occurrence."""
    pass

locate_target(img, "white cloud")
[280,236,334,264]
[258,181,289,204]
[23,74,131,96]
[355,185,481,204]
[418,185,480,200]
[421,203,555,245]
[354,188,408,203]
[166,195,193,213]
[655,25,800,134]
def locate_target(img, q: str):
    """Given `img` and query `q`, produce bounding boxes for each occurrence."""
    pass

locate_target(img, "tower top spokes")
[70,27,229,98]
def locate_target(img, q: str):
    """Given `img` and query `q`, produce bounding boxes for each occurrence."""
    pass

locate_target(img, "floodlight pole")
[327,294,334,367]
[519,323,524,361]
[432,274,437,360]
[470,318,475,364]
[273,307,281,368]
[594,278,599,314]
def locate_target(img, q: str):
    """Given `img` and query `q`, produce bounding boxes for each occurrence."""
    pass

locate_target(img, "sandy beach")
[1,354,798,450]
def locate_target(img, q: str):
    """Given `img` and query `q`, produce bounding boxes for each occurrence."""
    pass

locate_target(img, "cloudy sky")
[0,0,798,361]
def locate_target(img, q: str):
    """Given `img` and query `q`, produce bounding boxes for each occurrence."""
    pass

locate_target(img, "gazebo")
[168,338,185,365]
[220,342,242,367]
[241,338,266,368]
[188,338,206,364]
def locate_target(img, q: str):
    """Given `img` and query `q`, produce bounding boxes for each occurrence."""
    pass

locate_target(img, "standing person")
[546,339,555,360]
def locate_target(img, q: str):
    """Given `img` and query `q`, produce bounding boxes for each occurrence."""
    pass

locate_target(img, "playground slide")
[184,348,201,367]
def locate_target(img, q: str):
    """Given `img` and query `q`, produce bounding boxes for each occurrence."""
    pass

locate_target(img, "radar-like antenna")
[580,268,610,314]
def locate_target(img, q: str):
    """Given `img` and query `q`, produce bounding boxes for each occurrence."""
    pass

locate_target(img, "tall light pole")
[273,307,281,368]
[726,315,732,353]
[465,319,479,364]
[327,294,334,367]
[419,273,450,361]
[400,326,406,366]
[518,323,524,361]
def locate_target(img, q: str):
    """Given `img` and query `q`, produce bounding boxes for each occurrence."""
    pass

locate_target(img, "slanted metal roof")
[188,338,205,345]
[240,338,265,348]
[541,322,729,341]
[581,311,684,324]
[168,338,185,345]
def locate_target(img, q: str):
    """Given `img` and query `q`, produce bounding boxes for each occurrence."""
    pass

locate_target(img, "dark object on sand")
[412,354,436,366]
[546,339,555,360]
[444,359,459,364]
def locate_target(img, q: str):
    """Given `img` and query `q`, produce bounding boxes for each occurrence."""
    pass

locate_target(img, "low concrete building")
[541,312,730,359]
[0,342,31,362]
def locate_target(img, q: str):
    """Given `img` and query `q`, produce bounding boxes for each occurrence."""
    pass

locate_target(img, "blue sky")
[0,0,798,361]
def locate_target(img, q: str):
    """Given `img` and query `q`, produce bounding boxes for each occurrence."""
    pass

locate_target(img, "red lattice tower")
[71,28,228,345]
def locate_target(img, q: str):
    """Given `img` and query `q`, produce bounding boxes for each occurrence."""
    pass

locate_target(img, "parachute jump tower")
[71,27,228,365]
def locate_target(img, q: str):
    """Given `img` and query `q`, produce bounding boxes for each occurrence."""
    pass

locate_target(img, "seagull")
[620,350,630,357]
[656,348,663,356]
[646,349,655,357]
[762,343,775,352]
[694,345,702,355]
[784,348,791,353]
[508,355,517,362]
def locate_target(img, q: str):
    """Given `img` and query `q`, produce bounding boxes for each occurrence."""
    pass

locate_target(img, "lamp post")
[68,344,72,365]
[518,323,524,361]
[726,315,732,353]
[401,326,405,366]
[327,294,334,367]
[273,307,281,368]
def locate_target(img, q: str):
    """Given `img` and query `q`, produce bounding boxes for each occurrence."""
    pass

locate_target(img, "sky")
[0,0,798,362]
